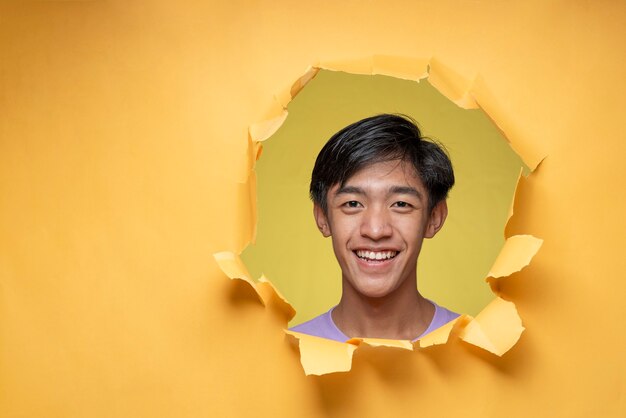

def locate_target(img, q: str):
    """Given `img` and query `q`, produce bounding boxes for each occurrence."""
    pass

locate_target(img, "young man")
[290,114,459,342]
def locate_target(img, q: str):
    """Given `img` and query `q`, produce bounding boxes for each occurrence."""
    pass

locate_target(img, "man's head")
[309,114,455,299]
[310,114,455,214]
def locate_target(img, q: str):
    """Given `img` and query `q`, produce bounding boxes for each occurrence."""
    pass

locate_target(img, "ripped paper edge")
[219,55,546,375]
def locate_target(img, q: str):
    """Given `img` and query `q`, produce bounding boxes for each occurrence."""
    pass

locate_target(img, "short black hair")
[310,114,454,213]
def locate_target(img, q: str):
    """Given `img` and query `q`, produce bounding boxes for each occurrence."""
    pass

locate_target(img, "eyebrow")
[335,185,365,196]
[389,186,423,200]
[335,185,424,200]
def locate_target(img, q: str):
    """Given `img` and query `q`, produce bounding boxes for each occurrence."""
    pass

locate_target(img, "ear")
[424,200,448,239]
[313,204,331,237]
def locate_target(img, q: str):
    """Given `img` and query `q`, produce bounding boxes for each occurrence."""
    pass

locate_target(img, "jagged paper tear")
[488,235,544,279]
[418,314,471,349]
[285,331,358,376]
[215,55,544,375]
[460,297,525,356]
[286,332,415,376]
[214,252,295,323]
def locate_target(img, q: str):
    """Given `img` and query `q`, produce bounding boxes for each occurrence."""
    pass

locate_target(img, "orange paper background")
[1,1,624,417]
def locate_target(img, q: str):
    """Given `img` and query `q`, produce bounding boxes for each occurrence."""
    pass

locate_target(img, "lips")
[354,249,399,262]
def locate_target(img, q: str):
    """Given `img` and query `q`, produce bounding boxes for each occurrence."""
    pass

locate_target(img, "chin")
[355,282,396,299]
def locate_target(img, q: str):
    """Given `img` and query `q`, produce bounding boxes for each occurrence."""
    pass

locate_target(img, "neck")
[332,278,435,341]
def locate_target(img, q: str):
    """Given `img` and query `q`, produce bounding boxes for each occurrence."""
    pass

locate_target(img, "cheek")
[394,215,426,236]
[329,227,352,251]
[328,214,358,238]
[328,219,359,259]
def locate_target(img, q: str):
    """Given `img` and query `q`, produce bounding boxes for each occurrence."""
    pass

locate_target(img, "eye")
[344,200,361,208]
[392,201,413,209]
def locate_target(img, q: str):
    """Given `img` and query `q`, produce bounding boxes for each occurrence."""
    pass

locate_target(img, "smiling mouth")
[355,250,399,262]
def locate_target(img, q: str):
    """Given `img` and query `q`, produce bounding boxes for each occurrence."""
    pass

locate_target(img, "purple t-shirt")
[289,301,459,342]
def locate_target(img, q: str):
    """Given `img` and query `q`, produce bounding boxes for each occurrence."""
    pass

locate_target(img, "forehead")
[339,160,423,189]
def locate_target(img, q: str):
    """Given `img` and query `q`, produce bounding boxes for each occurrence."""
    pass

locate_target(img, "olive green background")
[242,70,525,325]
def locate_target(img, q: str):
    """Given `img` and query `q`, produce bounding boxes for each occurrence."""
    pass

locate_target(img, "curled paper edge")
[348,337,414,350]
[221,55,545,375]
[505,167,525,230]
[213,251,254,283]
[285,330,357,376]
[470,76,544,170]
[418,314,473,349]
[275,66,321,109]
[214,251,296,322]
[459,297,525,356]
[427,58,479,109]
[487,235,544,279]
[257,275,296,322]
[249,111,289,144]
[505,157,546,238]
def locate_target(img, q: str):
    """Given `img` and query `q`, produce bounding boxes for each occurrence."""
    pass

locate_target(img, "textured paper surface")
[2,2,624,417]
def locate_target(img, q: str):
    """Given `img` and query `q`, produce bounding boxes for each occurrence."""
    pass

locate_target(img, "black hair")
[310,114,454,214]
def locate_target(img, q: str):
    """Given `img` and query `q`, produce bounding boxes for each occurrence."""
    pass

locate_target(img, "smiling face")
[314,159,448,300]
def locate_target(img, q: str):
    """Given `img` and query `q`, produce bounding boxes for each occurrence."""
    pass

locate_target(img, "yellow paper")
[505,159,545,237]
[370,55,430,81]
[348,337,414,350]
[286,331,357,376]
[318,56,375,75]
[428,58,478,109]
[289,67,321,103]
[214,252,295,322]
[213,251,253,283]
[506,168,525,228]
[2,2,623,417]
[487,235,543,279]
[257,275,296,322]
[248,111,289,143]
[459,297,524,356]
[418,316,468,348]
[470,76,545,170]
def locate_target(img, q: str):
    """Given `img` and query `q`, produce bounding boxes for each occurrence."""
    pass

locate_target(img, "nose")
[360,206,392,240]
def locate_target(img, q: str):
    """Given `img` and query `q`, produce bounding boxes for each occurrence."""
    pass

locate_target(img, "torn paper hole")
[245,64,528,322]
[216,55,544,375]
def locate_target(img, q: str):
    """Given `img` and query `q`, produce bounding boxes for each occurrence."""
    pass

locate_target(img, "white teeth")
[356,250,397,261]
